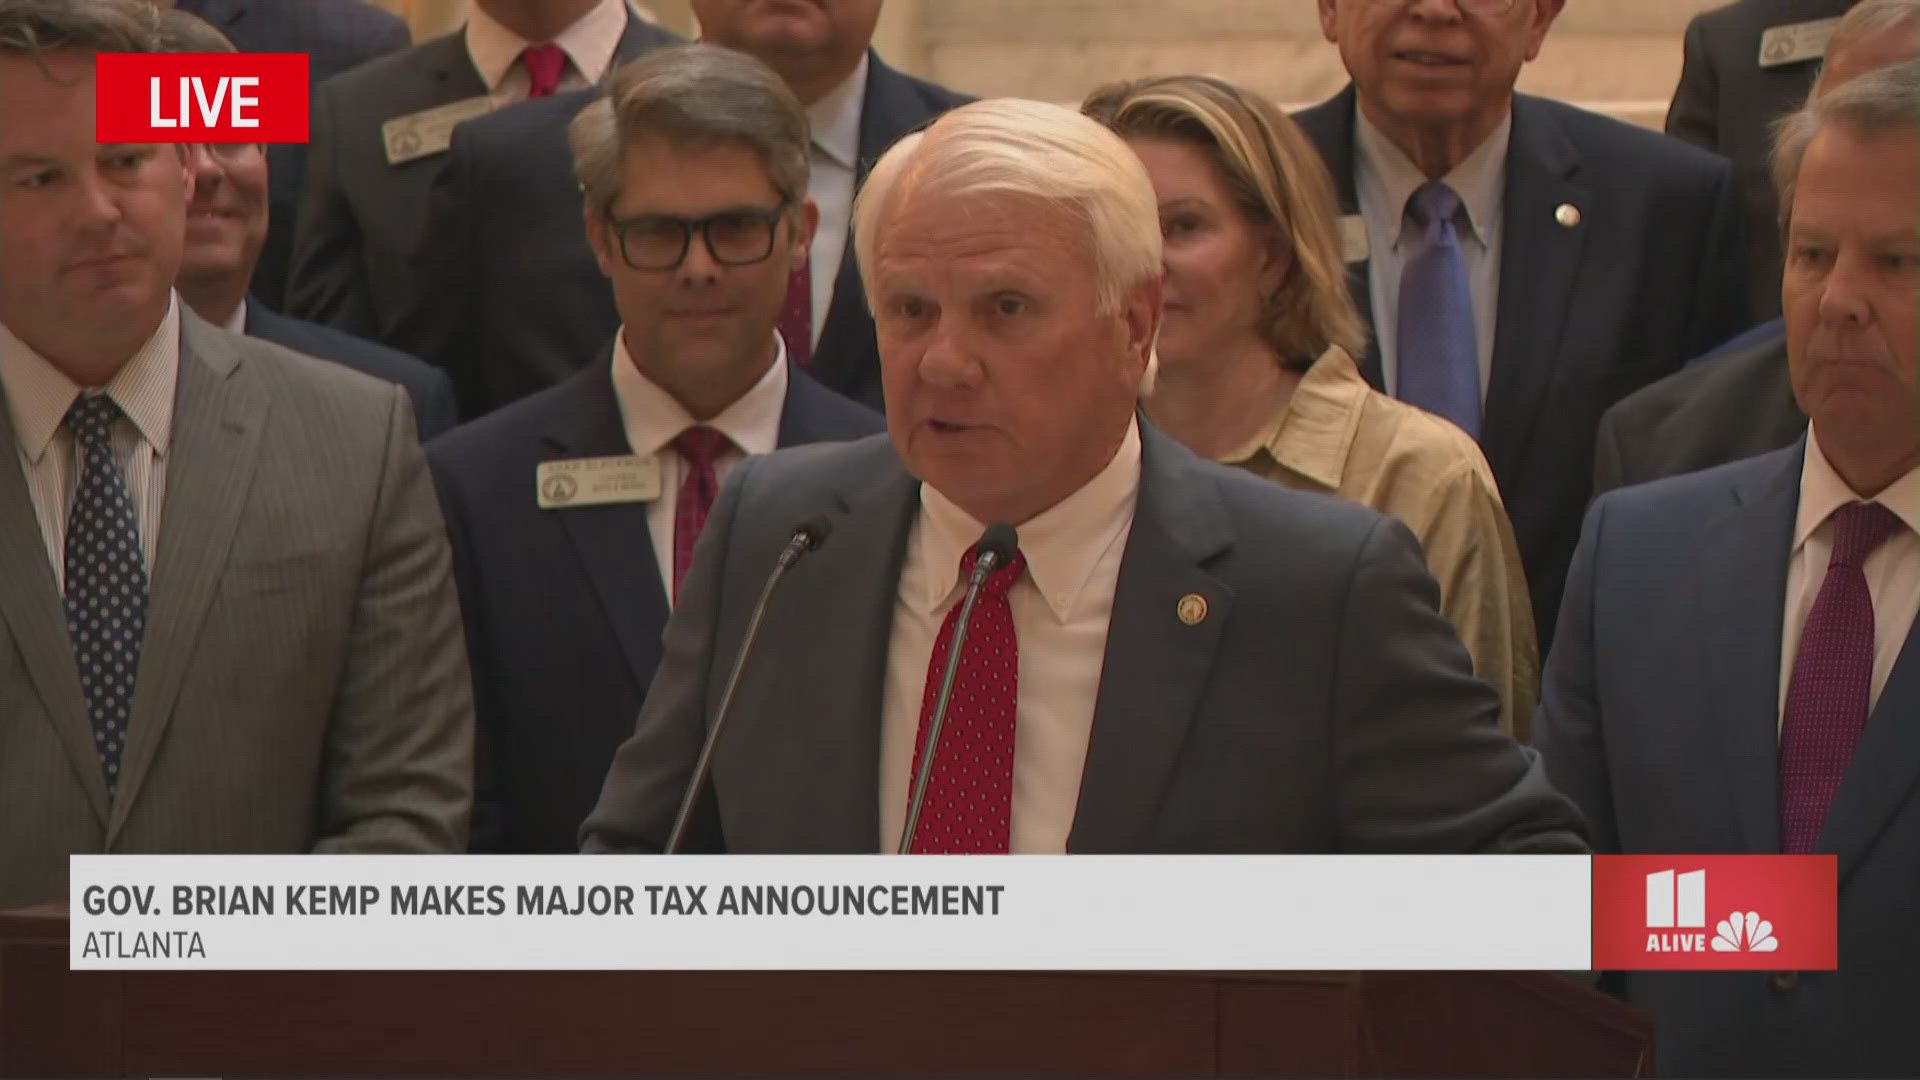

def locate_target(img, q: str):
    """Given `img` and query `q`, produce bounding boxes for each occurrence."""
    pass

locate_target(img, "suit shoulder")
[785,371,886,439]
[1175,445,1390,557]
[747,432,896,487]
[427,375,579,471]
[1596,442,1796,520]
[256,311,440,381]
[456,88,595,145]
[1527,95,1732,178]
[1608,335,1789,431]
[313,30,461,101]
[224,330,407,436]
[870,53,972,114]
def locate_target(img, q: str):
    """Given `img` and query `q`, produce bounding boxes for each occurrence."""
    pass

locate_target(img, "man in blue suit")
[428,45,881,853]
[161,7,457,439]
[1297,0,1751,655]
[1536,62,1919,1077]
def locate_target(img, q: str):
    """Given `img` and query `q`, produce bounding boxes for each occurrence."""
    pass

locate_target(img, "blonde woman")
[1086,74,1539,738]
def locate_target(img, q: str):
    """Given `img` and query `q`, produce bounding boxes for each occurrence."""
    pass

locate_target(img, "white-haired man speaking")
[582,99,1585,856]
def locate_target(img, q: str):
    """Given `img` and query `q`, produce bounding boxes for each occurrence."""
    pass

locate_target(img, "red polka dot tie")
[777,252,812,369]
[1779,500,1905,854]
[62,394,148,794]
[907,544,1026,854]
[671,425,731,602]
[520,43,567,99]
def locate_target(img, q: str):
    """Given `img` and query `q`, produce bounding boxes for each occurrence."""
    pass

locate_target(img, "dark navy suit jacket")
[425,354,882,852]
[245,299,458,439]
[1295,87,1751,654]
[177,0,411,312]
[396,51,969,417]
[1537,442,1920,1077]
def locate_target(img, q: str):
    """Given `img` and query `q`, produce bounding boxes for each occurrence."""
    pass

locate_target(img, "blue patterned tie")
[63,393,149,793]
[1396,180,1482,437]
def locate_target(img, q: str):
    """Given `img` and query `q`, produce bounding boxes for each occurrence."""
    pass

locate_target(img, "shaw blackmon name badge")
[537,454,663,509]
[382,95,498,165]
[1759,18,1840,68]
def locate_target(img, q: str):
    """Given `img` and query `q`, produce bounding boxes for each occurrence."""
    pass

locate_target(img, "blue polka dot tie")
[62,393,149,794]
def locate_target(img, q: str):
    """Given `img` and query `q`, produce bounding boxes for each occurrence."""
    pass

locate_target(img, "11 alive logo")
[1591,856,1838,970]
[94,53,310,143]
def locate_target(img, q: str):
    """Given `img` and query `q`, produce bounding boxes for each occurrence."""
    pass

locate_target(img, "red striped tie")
[671,426,731,601]
[521,43,566,99]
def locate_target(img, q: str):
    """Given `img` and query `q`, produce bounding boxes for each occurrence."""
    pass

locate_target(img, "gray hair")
[1827,0,1920,62]
[569,43,810,217]
[852,98,1163,314]
[1772,59,1920,232]
[0,0,162,56]
[155,8,236,54]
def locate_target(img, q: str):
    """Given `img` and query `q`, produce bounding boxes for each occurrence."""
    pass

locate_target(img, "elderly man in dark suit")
[0,0,473,908]
[396,0,967,420]
[158,8,457,440]
[580,98,1585,857]
[1596,0,1917,494]
[1295,0,1750,655]
[428,45,882,854]
[286,0,677,343]
[174,0,412,312]
[1538,63,1920,1077]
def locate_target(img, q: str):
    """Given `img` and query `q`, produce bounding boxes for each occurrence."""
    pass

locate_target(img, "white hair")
[1828,0,1920,61]
[1773,59,1920,232]
[851,98,1162,314]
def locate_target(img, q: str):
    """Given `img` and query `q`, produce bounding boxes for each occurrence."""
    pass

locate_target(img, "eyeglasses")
[183,142,264,166]
[606,203,792,271]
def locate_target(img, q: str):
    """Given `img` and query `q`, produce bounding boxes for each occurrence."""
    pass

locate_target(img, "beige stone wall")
[366,0,1722,129]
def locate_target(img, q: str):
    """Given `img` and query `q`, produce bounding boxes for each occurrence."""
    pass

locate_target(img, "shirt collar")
[224,297,248,336]
[465,0,626,93]
[806,52,868,171]
[914,416,1143,623]
[0,293,181,463]
[1796,423,1920,549]
[1218,345,1367,491]
[608,329,789,459]
[1355,107,1510,250]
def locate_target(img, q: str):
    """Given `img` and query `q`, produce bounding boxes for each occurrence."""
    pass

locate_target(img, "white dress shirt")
[1777,425,1920,728]
[608,330,788,601]
[1,296,180,591]
[465,0,627,101]
[879,419,1142,854]
[802,54,868,348]
[1354,109,1509,400]
[222,298,248,335]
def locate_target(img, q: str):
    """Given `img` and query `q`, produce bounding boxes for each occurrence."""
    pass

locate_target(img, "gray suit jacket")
[1537,442,1919,1076]
[581,426,1586,855]
[0,311,473,907]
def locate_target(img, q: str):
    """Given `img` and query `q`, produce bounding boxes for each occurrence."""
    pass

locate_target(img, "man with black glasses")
[425,44,881,854]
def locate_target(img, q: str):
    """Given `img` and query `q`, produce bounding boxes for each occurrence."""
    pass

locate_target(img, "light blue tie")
[1396,180,1482,438]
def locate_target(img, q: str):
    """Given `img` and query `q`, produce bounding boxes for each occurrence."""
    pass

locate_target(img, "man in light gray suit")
[582,99,1585,856]
[0,0,473,908]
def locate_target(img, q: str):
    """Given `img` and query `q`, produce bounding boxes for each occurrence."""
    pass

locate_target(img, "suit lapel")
[541,357,669,689]
[1818,572,1920,881]
[425,30,487,99]
[111,314,267,837]
[0,386,111,825]
[1068,424,1234,853]
[1698,445,1803,854]
[1296,88,1385,387]
[1481,95,1587,483]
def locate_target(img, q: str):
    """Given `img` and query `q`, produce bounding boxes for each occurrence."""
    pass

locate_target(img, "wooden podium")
[1,908,1650,1077]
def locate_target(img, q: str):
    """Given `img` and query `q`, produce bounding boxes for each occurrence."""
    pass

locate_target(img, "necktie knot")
[959,544,1026,599]
[1406,180,1464,235]
[1828,500,1903,570]
[65,393,123,448]
[520,42,567,98]
[673,425,731,469]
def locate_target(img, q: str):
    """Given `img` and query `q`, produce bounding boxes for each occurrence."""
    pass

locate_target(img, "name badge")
[536,454,662,509]
[381,94,498,165]
[1339,213,1370,264]
[1759,18,1840,68]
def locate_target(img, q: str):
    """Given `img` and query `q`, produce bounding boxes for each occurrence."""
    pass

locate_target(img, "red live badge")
[94,52,309,143]
[1592,855,1837,970]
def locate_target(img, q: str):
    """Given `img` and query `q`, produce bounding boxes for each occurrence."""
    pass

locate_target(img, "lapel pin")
[1555,203,1582,228]
[1177,593,1208,626]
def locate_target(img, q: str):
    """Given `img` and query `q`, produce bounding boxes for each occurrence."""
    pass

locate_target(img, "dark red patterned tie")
[670,425,731,601]
[521,43,566,98]
[777,252,812,368]
[1779,500,1904,853]
[907,544,1027,854]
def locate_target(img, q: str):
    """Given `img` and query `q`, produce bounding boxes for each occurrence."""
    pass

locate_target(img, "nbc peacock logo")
[1711,911,1779,953]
